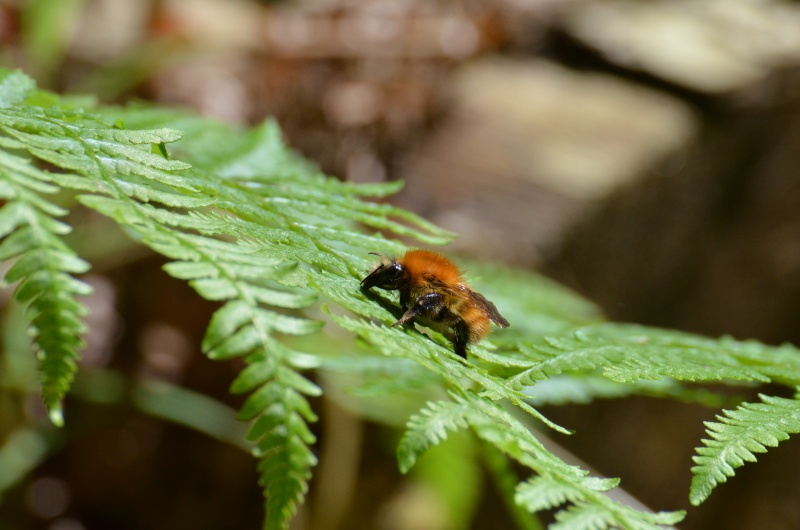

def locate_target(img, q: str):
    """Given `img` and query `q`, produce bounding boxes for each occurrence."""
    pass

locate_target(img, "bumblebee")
[361,249,509,357]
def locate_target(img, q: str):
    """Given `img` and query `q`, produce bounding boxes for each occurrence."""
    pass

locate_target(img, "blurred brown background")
[3,0,800,528]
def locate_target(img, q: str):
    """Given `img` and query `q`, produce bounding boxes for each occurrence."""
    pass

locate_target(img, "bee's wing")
[467,290,510,328]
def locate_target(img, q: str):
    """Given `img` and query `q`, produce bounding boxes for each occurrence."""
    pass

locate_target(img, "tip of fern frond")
[397,462,413,475]
[49,407,64,427]
[689,491,709,506]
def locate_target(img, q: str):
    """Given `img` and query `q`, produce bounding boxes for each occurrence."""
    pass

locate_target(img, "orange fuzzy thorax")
[399,249,463,287]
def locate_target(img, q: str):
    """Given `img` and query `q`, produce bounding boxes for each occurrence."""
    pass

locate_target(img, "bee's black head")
[361,258,404,291]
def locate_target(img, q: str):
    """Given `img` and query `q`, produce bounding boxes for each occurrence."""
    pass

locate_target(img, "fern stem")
[479,439,545,530]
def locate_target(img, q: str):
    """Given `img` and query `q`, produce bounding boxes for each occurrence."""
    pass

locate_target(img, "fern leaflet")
[507,324,800,389]
[0,131,92,425]
[516,475,596,513]
[397,399,471,473]
[690,394,800,505]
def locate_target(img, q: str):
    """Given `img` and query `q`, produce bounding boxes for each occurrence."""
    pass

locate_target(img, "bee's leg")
[399,289,410,311]
[393,292,443,327]
[393,306,419,327]
[453,321,469,358]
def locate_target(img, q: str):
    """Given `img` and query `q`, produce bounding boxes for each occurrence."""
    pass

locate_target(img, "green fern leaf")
[97,110,451,530]
[551,503,616,530]
[331,312,571,435]
[0,151,92,425]
[397,399,471,473]
[509,324,790,389]
[690,394,800,505]
[515,475,590,513]
[447,391,684,528]
[550,499,682,530]
[1,69,339,527]
[258,430,318,529]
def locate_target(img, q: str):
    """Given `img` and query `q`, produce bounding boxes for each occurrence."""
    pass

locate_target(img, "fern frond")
[391,380,683,529]
[549,501,681,530]
[82,196,325,528]
[84,112,447,530]
[332,306,689,526]
[515,475,603,513]
[331,313,571,435]
[550,503,616,530]
[462,392,683,529]
[0,73,289,526]
[397,399,471,473]
[0,145,92,425]
[508,324,797,389]
[690,394,800,505]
